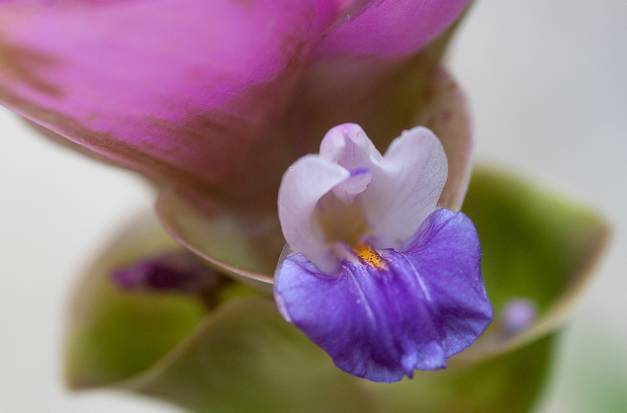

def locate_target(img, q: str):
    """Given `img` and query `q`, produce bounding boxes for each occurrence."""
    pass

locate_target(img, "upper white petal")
[361,127,448,248]
[278,155,350,273]
[278,124,448,270]
[319,123,382,169]
[331,168,372,204]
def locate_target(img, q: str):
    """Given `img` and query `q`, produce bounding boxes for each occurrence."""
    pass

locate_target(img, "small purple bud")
[501,299,538,336]
[112,250,225,298]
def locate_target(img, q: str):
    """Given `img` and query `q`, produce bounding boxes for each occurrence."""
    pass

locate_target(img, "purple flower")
[274,124,492,382]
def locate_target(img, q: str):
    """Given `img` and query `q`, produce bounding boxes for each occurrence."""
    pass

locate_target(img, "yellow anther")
[352,243,385,269]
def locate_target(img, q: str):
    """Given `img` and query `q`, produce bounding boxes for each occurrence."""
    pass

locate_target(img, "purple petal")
[403,209,493,356]
[274,209,492,382]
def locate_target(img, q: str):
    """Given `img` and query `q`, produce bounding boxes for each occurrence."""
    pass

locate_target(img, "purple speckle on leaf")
[112,250,225,298]
[501,299,538,335]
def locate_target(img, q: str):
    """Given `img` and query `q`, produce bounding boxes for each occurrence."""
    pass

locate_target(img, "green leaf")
[66,168,608,412]
[129,299,374,413]
[65,214,208,389]
[156,188,278,290]
[372,335,556,413]
[121,296,555,413]
[458,168,608,360]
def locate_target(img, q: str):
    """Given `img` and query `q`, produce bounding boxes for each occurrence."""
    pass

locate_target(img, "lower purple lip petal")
[274,209,493,382]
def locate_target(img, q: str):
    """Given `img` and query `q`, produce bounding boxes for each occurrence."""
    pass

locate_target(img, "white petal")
[319,123,382,169]
[332,167,372,204]
[362,127,448,248]
[278,155,349,273]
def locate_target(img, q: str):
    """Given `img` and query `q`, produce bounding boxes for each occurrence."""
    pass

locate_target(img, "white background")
[1,1,625,412]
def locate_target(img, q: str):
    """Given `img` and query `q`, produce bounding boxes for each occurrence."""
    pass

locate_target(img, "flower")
[0,1,613,409]
[0,0,476,282]
[65,167,611,412]
[274,124,492,382]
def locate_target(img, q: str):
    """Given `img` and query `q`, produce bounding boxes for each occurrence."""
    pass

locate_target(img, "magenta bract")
[0,0,470,202]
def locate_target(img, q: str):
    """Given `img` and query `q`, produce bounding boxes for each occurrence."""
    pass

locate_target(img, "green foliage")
[64,168,608,412]
[64,215,207,388]
[373,335,555,413]
[464,168,606,315]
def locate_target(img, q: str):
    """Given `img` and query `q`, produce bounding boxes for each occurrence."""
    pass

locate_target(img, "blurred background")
[0,1,625,412]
